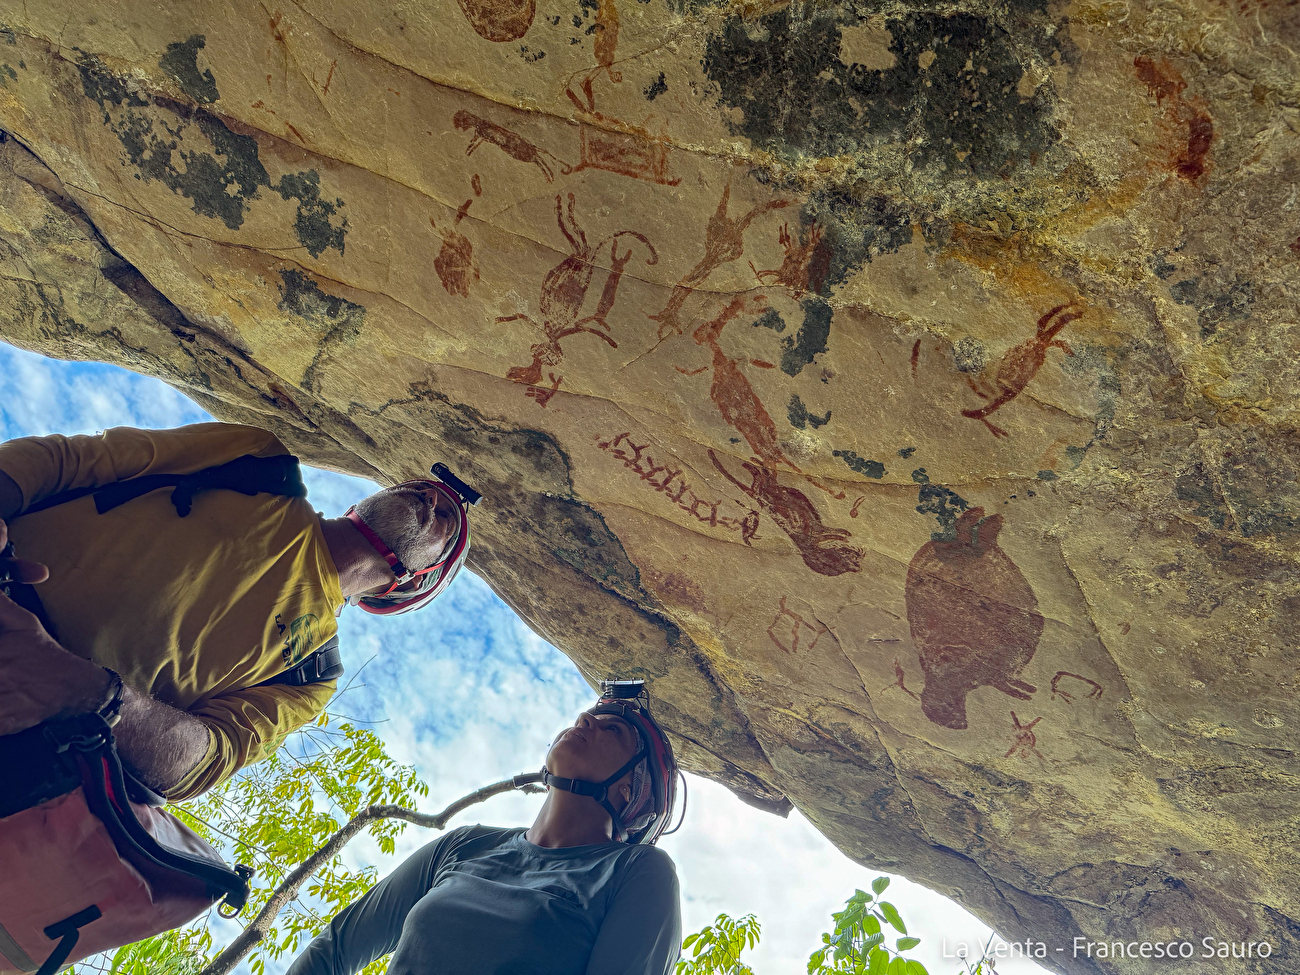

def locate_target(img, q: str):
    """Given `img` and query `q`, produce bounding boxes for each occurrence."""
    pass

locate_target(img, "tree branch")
[198,773,543,975]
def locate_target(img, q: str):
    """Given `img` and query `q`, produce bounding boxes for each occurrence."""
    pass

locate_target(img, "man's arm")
[114,687,213,795]
[167,679,336,801]
[0,586,112,734]
[0,423,286,515]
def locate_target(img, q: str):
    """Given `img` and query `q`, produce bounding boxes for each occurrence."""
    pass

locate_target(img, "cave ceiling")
[0,0,1296,969]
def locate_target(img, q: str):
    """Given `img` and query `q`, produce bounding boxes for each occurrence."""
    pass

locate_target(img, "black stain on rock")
[780,297,832,375]
[644,72,667,100]
[76,50,348,257]
[1214,435,1300,539]
[159,34,219,104]
[834,448,885,479]
[913,467,969,541]
[898,446,915,458]
[277,268,366,388]
[275,171,349,260]
[702,6,1063,177]
[1175,462,1230,530]
[799,188,911,291]
[751,308,786,332]
[1169,276,1255,339]
[788,394,831,429]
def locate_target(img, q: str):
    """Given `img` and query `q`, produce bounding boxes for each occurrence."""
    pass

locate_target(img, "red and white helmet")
[346,464,480,616]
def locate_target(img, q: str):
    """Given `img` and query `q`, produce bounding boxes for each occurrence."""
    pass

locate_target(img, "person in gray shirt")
[287,681,683,975]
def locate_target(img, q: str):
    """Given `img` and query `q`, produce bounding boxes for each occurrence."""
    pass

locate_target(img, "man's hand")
[0,584,107,736]
[0,515,49,586]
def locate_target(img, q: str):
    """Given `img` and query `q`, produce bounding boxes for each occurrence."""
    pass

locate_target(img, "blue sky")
[0,343,1047,975]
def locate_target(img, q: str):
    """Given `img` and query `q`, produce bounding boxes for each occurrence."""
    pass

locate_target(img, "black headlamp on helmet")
[539,680,684,845]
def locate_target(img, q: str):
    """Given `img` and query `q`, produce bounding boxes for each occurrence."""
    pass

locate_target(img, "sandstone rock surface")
[0,0,1296,969]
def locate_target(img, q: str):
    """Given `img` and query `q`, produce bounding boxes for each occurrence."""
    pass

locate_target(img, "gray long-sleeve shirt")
[285,825,682,975]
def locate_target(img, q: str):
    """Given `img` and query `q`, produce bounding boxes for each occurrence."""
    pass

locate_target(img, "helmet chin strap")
[541,748,646,843]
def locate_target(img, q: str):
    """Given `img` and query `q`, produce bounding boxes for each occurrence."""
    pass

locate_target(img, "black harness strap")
[24,454,306,519]
[36,906,101,975]
[258,635,344,688]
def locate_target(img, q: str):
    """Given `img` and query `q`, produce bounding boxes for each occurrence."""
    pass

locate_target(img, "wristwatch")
[97,668,125,728]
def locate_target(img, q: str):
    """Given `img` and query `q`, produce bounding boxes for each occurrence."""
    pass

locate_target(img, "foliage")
[677,914,761,975]
[806,878,928,975]
[71,712,426,975]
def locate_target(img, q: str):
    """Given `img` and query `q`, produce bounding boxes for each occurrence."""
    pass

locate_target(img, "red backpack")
[0,714,251,975]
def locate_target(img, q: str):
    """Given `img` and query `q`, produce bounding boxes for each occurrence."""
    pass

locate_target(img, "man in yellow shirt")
[0,422,477,801]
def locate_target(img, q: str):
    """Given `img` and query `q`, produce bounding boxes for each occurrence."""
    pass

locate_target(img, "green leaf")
[896,937,921,951]
[681,934,699,950]
[871,877,890,896]
[904,961,929,975]
[867,947,889,975]
[887,957,907,975]
[863,914,881,936]
[878,902,906,934]
[808,948,826,973]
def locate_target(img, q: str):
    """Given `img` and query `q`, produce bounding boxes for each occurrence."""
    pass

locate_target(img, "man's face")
[546,711,639,800]
[353,481,459,583]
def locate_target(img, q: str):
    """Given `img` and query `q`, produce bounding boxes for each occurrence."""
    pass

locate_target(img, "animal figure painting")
[710,450,863,577]
[455,0,535,42]
[680,295,795,471]
[906,507,1044,729]
[498,193,656,406]
[453,111,568,182]
[431,175,481,297]
[751,222,832,297]
[767,596,830,654]
[563,0,681,187]
[652,184,790,340]
[962,302,1083,438]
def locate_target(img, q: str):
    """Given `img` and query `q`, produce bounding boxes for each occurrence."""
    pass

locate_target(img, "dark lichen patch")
[75,51,348,256]
[1036,469,1057,480]
[834,449,885,479]
[0,63,16,85]
[159,35,219,104]
[898,446,915,458]
[780,298,831,376]
[752,308,786,332]
[1175,462,1230,529]
[798,188,911,292]
[702,5,1063,177]
[276,171,349,259]
[278,268,366,388]
[1214,436,1300,539]
[912,467,969,541]
[644,72,667,100]
[1169,276,1255,339]
[277,268,364,329]
[788,394,831,429]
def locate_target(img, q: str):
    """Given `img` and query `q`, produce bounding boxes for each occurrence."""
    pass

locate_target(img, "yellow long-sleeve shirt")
[1,422,344,800]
